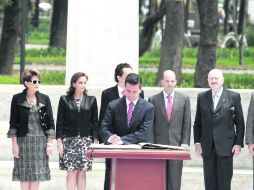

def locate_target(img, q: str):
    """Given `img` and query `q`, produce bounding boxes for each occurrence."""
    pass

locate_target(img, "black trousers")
[203,146,233,190]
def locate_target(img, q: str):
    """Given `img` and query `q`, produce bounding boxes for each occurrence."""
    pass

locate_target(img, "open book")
[90,143,188,151]
[138,143,188,151]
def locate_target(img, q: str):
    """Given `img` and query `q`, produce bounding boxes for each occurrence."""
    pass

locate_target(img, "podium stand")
[88,148,190,190]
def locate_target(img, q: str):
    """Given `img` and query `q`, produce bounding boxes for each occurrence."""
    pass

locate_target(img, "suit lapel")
[214,89,228,113]
[70,96,78,110]
[171,92,181,121]
[113,85,120,99]
[80,95,87,111]
[158,92,168,122]
[119,97,128,128]
[128,98,142,128]
[205,90,214,112]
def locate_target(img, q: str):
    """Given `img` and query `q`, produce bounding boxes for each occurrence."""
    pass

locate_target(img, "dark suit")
[99,85,144,125]
[99,85,120,126]
[193,88,244,190]
[149,91,191,190]
[100,97,154,190]
[99,85,144,190]
[100,96,154,144]
[245,92,254,145]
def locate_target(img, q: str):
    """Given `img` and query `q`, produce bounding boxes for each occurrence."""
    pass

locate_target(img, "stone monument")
[66,0,139,88]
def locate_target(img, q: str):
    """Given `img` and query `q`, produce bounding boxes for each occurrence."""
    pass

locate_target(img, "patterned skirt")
[13,136,50,181]
[59,136,93,171]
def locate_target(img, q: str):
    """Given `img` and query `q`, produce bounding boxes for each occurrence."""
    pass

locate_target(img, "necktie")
[167,96,173,121]
[127,102,135,126]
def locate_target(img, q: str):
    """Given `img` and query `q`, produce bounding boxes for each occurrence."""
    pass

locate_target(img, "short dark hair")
[22,69,41,88]
[114,63,132,83]
[67,72,88,96]
[125,73,142,89]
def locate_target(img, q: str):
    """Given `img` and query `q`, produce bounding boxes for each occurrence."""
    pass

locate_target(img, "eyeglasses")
[30,80,41,85]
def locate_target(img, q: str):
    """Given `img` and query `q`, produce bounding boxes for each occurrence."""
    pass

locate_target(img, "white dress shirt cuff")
[181,144,189,148]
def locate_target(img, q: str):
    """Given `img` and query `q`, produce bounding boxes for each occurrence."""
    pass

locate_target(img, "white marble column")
[66,0,139,88]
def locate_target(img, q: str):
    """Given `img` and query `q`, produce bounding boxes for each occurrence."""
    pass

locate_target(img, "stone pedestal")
[66,0,139,88]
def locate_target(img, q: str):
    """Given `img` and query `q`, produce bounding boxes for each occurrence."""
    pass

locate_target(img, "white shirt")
[212,87,223,110]
[117,85,125,98]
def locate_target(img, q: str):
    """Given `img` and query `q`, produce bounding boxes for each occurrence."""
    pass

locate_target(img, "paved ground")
[1,119,253,190]
[1,85,254,189]
[0,160,252,190]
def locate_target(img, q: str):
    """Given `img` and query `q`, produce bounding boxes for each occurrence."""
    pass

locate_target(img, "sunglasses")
[30,80,41,84]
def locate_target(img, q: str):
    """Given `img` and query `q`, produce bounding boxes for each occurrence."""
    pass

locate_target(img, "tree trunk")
[238,0,247,65]
[139,0,143,15]
[139,0,166,56]
[156,0,184,84]
[0,0,20,75]
[237,0,246,35]
[31,0,39,27]
[184,0,190,33]
[49,0,68,49]
[148,0,157,16]
[223,0,230,35]
[194,0,219,88]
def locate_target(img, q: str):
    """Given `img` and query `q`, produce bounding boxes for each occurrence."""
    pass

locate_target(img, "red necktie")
[127,102,135,126]
[167,96,173,121]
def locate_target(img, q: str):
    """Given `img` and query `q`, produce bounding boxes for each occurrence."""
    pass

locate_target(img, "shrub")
[140,72,254,89]
[15,48,66,64]
[0,71,65,85]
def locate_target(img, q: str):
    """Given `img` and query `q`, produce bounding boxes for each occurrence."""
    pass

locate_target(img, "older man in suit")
[193,69,245,190]
[100,73,154,144]
[148,70,191,190]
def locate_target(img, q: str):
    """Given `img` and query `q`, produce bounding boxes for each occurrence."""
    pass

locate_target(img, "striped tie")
[127,102,135,126]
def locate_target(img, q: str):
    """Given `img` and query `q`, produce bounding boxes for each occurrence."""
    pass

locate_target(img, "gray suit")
[149,91,191,190]
[246,92,254,145]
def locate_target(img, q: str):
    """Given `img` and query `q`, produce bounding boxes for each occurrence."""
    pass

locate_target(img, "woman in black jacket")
[56,72,99,190]
[7,69,55,190]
